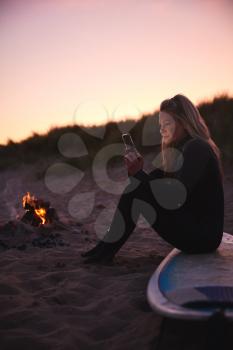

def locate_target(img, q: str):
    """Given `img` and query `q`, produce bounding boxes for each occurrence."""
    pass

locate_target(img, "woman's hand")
[124,151,144,176]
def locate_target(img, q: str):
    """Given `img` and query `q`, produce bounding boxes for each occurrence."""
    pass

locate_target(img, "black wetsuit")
[84,135,224,260]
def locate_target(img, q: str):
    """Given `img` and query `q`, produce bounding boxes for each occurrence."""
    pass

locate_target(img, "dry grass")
[0,93,232,170]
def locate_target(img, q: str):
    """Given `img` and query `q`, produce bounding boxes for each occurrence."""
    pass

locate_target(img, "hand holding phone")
[122,133,141,157]
[122,133,144,175]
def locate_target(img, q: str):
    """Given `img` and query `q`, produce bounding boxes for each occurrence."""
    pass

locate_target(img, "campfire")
[0,192,70,251]
[21,192,57,227]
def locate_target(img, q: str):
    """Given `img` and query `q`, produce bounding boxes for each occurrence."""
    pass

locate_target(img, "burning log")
[0,192,71,251]
[21,192,58,227]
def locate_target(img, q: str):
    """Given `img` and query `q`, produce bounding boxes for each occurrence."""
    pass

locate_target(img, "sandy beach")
[0,154,233,350]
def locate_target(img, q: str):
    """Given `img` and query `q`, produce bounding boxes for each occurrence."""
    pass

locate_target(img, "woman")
[81,94,225,263]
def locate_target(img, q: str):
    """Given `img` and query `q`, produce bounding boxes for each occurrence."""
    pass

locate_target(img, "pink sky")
[1,0,233,144]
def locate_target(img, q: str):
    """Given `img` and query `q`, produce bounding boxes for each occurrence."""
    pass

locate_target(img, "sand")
[0,154,233,350]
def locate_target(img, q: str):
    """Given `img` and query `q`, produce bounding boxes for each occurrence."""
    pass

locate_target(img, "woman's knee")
[123,178,149,198]
[148,168,164,180]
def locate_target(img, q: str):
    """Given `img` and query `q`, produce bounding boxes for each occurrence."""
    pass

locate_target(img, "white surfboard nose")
[147,232,233,320]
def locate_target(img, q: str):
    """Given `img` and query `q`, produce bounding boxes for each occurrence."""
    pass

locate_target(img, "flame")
[23,192,36,209]
[22,192,47,225]
[35,208,47,225]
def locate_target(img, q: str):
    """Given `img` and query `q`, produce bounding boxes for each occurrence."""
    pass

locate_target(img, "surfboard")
[147,232,233,320]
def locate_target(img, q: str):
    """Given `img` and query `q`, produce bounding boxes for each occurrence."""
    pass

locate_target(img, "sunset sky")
[1,0,233,145]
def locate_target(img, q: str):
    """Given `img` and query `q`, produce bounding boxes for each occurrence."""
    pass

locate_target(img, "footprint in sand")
[0,283,20,295]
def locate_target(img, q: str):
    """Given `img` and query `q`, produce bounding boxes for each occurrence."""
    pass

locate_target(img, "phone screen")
[122,133,135,151]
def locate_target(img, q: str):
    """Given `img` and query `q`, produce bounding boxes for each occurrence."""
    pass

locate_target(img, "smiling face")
[159,111,187,145]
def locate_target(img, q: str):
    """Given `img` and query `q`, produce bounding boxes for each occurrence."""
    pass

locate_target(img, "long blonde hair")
[159,94,224,181]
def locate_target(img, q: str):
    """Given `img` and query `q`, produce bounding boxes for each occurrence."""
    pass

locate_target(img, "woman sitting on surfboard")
[81,94,225,263]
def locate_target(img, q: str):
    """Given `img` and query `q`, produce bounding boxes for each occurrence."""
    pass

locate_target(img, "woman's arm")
[127,139,211,194]
[128,168,149,182]
[124,148,165,183]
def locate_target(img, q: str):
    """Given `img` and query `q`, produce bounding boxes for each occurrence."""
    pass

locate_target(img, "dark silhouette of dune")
[0,93,232,170]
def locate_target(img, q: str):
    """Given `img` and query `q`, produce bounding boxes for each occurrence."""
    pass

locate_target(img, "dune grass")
[0,93,232,171]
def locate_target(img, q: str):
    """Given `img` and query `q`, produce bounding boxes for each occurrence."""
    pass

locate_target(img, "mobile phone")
[122,133,141,162]
[122,133,136,152]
